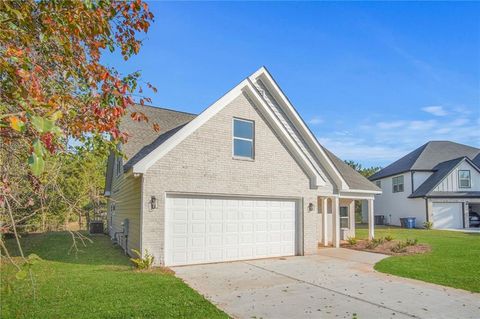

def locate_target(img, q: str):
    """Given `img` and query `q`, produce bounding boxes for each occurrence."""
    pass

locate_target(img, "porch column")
[368,198,375,240]
[332,196,340,248]
[322,197,328,246]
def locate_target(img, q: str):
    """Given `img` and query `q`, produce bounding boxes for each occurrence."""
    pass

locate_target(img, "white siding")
[412,171,433,191]
[373,172,426,227]
[434,161,480,192]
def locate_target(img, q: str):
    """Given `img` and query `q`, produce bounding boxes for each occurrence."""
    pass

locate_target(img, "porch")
[317,195,375,248]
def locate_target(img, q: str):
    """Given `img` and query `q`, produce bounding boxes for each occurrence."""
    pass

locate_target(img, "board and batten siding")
[107,161,142,256]
[434,161,480,192]
[142,92,334,265]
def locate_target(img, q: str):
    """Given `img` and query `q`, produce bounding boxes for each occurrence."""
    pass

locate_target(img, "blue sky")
[105,1,480,167]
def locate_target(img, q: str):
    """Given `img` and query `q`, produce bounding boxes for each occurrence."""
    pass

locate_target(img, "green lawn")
[1,232,228,319]
[356,226,480,293]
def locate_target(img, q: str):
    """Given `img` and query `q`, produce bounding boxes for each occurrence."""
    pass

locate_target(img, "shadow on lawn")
[5,231,132,266]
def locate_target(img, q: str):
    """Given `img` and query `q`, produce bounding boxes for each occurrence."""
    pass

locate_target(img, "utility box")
[89,221,104,234]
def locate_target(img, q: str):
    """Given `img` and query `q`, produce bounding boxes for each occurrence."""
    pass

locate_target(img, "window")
[116,156,122,176]
[392,175,404,193]
[459,170,471,188]
[375,180,381,188]
[233,118,254,159]
[340,206,349,229]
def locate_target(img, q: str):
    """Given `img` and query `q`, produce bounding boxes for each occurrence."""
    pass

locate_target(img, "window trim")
[458,170,471,188]
[392,175,404,193]
[339,206,349,229]
[232,118,255,160]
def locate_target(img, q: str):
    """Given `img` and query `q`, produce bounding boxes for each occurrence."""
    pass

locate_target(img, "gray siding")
[107,164,142,256]
[142,92,329,265]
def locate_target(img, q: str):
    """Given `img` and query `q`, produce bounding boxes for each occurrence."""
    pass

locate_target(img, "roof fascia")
[424,157,470,196]
[132,79,248,174]
[251,67,349,190]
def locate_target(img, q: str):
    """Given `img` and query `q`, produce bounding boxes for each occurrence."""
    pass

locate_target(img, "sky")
[104,1,480,167]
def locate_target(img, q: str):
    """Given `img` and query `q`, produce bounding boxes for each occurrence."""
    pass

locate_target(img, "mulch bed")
[342,239,431,256]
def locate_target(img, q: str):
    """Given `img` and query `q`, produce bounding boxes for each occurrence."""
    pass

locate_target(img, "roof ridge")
[409,141,431,169]
[133,103,198,116]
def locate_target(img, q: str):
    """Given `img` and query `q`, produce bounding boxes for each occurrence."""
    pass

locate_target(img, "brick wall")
[142,92,334,264]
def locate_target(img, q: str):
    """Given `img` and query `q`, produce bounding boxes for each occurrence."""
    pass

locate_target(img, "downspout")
[424,197,429,222]
[411,171,415,192]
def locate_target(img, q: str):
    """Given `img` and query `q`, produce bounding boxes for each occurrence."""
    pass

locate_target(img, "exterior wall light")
[308,202,314,212]
[150,196,157,210]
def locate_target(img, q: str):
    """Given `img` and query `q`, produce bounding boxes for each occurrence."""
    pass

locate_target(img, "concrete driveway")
[173,248,479,319]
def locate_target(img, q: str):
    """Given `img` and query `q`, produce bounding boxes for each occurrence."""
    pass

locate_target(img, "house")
[104,67,381,266]
[369,141,480,229]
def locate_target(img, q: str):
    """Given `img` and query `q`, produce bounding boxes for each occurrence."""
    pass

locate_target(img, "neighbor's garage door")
[165,195,297,266]
[432,202,463,229]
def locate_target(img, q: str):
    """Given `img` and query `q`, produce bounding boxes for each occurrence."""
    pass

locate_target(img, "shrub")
[384,235,394,242]
[346,237,357,245]
[391,241,408,253]
[405,238,418,246]
[423,221,433,230]
[130,249,154,270]
[366,237,384,249]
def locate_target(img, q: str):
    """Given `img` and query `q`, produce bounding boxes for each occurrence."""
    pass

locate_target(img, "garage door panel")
[432,202,463,229]
[165,196,297,266]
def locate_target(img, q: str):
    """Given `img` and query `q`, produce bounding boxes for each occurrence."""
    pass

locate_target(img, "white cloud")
[377,121,406,129]
[308,116,324,125]
[421,106,448,116]
[315,112,480,167]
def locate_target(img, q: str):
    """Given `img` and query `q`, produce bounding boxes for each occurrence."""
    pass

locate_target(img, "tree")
[0,0,155,288]
[344,160,381,179]
[345,160,382,223]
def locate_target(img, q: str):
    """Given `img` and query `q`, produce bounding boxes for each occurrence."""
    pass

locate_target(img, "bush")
[384,235,394,242]
[130,249,154,270]
[346,237,357,245]
[405,238,418,246]
[423,221,433,230]
[366,237,384,249]
[391,241,408,253]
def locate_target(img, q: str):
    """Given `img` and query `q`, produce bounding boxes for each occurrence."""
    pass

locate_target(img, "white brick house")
[104,67,380,266]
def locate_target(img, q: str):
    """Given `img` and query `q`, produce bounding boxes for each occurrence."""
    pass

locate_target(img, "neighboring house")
[104,67,380,266]
[369,141,480,229]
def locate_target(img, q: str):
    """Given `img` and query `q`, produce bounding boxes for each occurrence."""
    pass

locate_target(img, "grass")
[1,232,228,319]
[356,225,480,293]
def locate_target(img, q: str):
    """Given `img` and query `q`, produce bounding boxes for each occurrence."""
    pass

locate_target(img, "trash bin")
[405,217,416,229]
[374,215,385,225]
[400,217,416,229]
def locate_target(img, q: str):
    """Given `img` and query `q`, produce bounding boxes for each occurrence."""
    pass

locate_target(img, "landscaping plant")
[346,237,357,245]
[423,221,433,230]
[130,249,155,270]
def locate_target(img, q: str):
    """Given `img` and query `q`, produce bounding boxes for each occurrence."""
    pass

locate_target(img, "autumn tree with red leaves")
[0,0,156,283]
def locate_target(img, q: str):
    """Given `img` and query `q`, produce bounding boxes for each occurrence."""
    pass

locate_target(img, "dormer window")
[233,118,254,159]
[459,170,471,188]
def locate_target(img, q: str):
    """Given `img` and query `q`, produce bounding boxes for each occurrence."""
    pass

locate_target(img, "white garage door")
[165,195,297,266]
[432,202,463,229]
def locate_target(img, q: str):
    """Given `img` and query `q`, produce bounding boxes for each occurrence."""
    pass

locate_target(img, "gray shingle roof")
[370,141,480,181]
[323,148,381,192]
[409,157,480,198]
[120,104,196,160]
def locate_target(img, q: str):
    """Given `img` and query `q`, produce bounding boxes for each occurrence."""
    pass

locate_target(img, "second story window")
[116,156,122,177]
[233,118,254,159]
[392,175,404,193]
[375,180,381,188]
[459,170,471,188]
